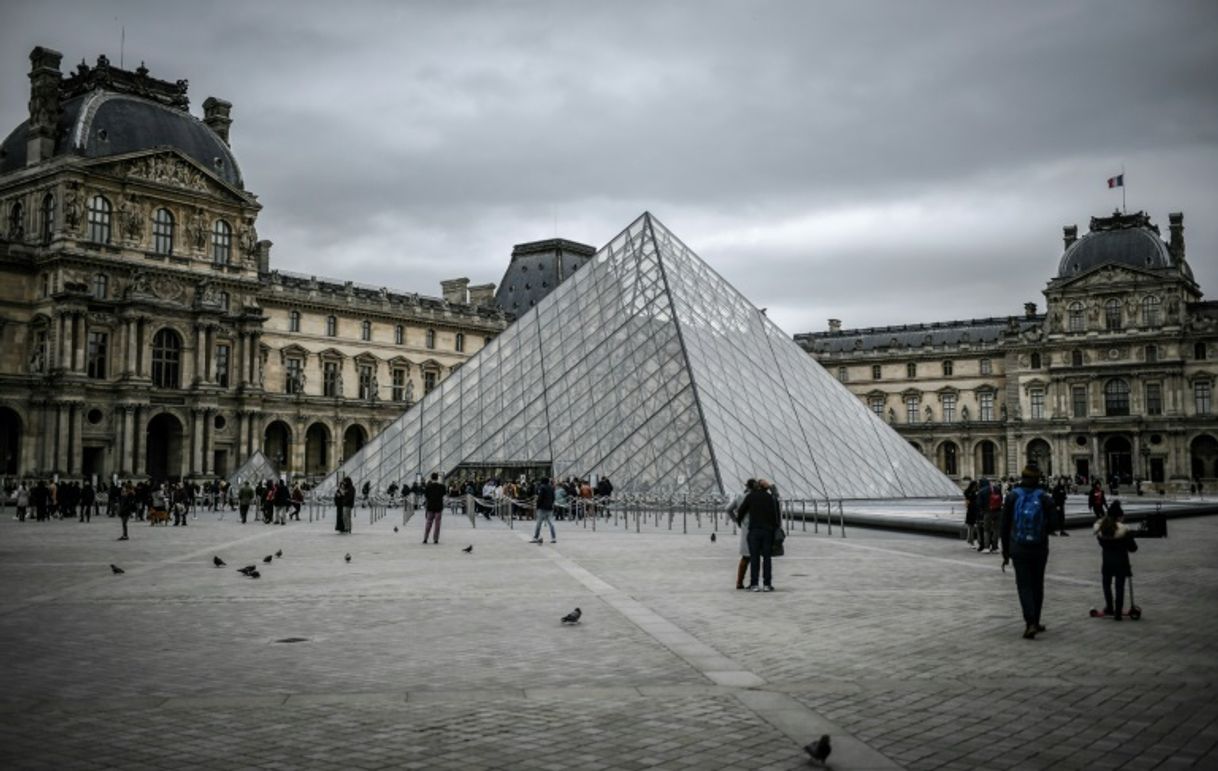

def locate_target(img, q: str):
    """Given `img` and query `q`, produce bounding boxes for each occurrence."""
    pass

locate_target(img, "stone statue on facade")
[405,380,414,402]
[189,208,207,250]
[63,183,82,231]
[334,371,344,397]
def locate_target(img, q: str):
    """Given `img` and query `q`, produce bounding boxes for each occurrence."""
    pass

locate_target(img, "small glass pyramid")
[227,449,279,489]
[316,213,960,499]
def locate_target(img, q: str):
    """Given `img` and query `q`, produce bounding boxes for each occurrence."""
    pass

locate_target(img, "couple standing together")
[729,479,781,592]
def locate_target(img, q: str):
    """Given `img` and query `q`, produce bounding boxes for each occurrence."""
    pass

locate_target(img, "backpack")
[988,489,1002,511]
[1011,487,1046,545]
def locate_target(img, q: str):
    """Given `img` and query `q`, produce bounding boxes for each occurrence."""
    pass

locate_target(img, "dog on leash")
[148,508,170,526]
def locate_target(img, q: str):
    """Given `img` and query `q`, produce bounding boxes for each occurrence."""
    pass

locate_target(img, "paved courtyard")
[1,501,1216,770]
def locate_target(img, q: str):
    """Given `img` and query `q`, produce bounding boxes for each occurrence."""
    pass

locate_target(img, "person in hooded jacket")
[1093,501,1138,619]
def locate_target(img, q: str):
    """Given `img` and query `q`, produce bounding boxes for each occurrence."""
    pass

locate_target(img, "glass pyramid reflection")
[316,213,960,499]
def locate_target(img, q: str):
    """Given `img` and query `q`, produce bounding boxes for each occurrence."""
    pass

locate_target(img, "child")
[1093,501,1138,619]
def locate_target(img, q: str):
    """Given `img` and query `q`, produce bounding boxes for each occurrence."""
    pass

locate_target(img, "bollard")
[838,499,846,537]
[825,498,832,536]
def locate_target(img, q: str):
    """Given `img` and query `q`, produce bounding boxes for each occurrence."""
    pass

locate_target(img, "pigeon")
[462,545,473,553]
[804,735,831,766]
[263,555,273,564]
[237,564,257,576]
[248,569,261,579]
[110,564,124,575]
[561,607,582,624]
[345,553,351,563]
[393,526,399,533]
[275,549,283,558]
[710,533,716,543]
[213,556,226,567]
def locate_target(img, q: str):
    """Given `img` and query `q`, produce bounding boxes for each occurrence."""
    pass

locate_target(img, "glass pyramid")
[315,213,960,500]
[227,449,279,489]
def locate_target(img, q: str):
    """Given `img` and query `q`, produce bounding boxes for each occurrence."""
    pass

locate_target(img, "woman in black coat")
[1093,501,1138,619]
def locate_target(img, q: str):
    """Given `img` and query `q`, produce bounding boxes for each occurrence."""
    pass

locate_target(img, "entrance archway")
[1192,434,1218,481]
[305,422,331,477]
[343,424,368,462]
[1026,438,1052,476]
[976,440,997,477]
[146,412,184,481]
[264,420,292,474]
[0,406,21,475]
[1104,435,1133,484]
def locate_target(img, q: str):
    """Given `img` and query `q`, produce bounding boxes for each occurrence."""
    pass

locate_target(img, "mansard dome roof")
[1057,210,1171,278]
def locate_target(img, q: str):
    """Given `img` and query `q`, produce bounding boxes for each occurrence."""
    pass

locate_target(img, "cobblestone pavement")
[0,505,1215,770]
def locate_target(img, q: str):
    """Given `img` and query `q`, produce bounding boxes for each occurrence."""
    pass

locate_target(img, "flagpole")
[1122,163,1126,213]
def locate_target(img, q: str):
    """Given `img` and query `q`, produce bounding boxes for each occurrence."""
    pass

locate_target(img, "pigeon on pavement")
[263,555,273,564]
[248,569,261,579]
[462,545,473,553]
[213,556,226,567]
[561,607,582,624]
[110,564,124,575]
[710,533,716,543]
[275,549,283,558]
[344,553,351,563]
[804,735,831,766]
[237,564,257,576]
[393,526,399,533]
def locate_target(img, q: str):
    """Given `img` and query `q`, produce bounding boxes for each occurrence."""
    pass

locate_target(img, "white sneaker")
[750,586,761,592]
[762,586,774,592]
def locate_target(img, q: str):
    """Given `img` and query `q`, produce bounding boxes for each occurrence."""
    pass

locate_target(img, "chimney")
[26,46,63,166]
[440,277,470,304]
[256,239,272,274]
[1024,302,1037,319]
[1168,212,1184,262]
[202,97,232,145]
[1062,225,1077,251]
[828,318,842,333]
[467,283,496,306]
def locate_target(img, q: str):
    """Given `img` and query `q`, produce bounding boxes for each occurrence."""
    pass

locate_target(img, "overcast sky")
[5,1,1217,334]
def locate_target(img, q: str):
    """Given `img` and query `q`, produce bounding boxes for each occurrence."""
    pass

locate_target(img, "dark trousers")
[1102,570,1127,615]
[1012,552,1048,626]
[239,504,249,523]
[120,515,129,539]
[747,528,774,588]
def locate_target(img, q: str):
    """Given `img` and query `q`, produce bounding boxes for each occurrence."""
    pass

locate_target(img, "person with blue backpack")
[1000,462,1057,640]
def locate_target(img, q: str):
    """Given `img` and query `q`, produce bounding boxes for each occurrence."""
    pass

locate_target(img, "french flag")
[1107,174,1124,188]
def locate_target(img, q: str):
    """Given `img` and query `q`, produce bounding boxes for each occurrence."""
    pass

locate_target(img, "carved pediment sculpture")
[125,153,209,193]
[151,274,184,303]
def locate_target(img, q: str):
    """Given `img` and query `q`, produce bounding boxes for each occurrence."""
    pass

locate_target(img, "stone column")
[249,333,262,386]
[204,326,215,383]
[137,318,149,378]
[204,409,216,476]
[235,332,247,388]
[73,313,86,372]
[190,409,203,476]
[57,313,70,370]
[70,403,83,474]
[39,402,54,473]
[133,406,146,477]
[234,411,247,467]
[328,435,340,473]
[55,402,69,473]
[123,319,135,376]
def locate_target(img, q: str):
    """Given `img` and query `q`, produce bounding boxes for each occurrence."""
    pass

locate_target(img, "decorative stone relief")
[126,155,208,192]
[150,275,184,302]
[118,194,144,242]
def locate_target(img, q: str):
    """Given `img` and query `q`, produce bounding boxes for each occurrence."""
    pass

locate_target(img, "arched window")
[361,320,372,341]
[1196,342,1208,361]
[1104,378,1130,416]
[151,328,182,389]
[212,219,232,265]
[1068,302,1085,332]
[979,440,996,476]
[941,442,958,476]
[289,310,301,332]
[1141,295,1161,327]
[1104,299,1122,331]
[1071,349,1084,367]
[426,328,436,349]
[326,315,337,336]
[7,200,23,240]
[87,195,111,243]
[1030,352,1042,369]
[152,208,175,255]
[40,192,54,244]
[455,332,465,353]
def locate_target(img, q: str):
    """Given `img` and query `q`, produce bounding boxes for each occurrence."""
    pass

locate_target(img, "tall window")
[423,370,437,395]
[1104,378,1130,416]
[980,358,992,376]
[212,220,232,265]
[1030,352,1041,370]
[425,328,436,349]
[455,332,465,353]
[215,344,230,388]
[7,200,23,240]
[86,331,108,379]
[392,368,407,402]
[942,360,953,377]
[40,192,54,244]
[151,328,181,389]
[906,362,917,379]
[869,396,884,417]
[218,291,230,311]
[979,392,995,421]
[289,310,301,332]
[285,357,303,394]
[943,443,958,476]
[323,361,339,397]
[1030,388,1045,420]
[358,363,375,400]
[394,324,404,345]
[1141,296,1161,327]
[1196,342,1208,360]
[87,195,111,243]
[361,320,372,341]
[1104,299,1121,331]
[837,366,847,383]
[942,393,957,422]
[152,208,175,255]
[1068,302,1085,332]
[1145,344,1158,363]
[980,441,996,476]
[1071,349,1084,367]
[871,364,881,380]
[1072,386,1088,418]
[93,273,108,300]
[1146,382,1162,416]
[905,395,920,424]
[326,315,337,336]
[1197,381,1213,415]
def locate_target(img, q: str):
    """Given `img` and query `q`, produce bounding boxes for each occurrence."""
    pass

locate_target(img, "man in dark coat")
[1001,464,1057,639]
[737,479,781,592]
[422,472,446,544]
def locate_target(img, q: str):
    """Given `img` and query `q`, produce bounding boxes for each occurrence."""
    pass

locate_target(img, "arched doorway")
[1104,436,1133,485]
[1026,438,1052,476]
[146,412,184,481]
[1192,434,1218,481]
[305,422,331,477]
[976,440,997,477]
[0,406,21,475]
[937,441,959,476]
[264,420,292,474]
[343,424,368,462]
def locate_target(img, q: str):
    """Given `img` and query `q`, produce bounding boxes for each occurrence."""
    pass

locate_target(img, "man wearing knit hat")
[1001,462,1057,639]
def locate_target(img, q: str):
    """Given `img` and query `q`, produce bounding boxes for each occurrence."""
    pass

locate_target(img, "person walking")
[238,480,254,524]
[79,482,95,523]
[117,481,135,540]
[1094,501,1138,619]
[728,480,756,589]
[1001,464,1056,639]
[1088,480,1107,519]
[335,476,355,534]
[963,479,980,548]
[14,482,29,522]
[737,478,780,592]
[1051,477,1069,536]
[531,477,557,544]
[271,480,290,525]
[422,472,445,544]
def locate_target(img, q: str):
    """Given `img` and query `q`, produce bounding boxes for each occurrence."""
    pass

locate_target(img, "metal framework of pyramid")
[227,449,279,489]
[315,213,960,500]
